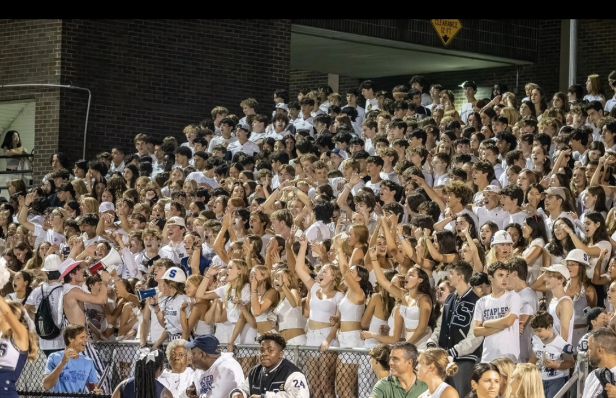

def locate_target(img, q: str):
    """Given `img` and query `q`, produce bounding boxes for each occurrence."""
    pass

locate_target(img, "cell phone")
[295,229,303,238]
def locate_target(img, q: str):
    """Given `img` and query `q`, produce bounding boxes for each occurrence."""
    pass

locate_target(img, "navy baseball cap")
[185,335,220,354]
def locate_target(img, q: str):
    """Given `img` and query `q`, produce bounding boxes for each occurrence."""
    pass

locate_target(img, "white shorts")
[405,328,432,352]
[337,330,363,348]
[239,325,257,344]
[306,326,339,348]
[286,334,307,346]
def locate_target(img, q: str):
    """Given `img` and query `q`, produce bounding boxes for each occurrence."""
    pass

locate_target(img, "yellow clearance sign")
[431,19,462,47]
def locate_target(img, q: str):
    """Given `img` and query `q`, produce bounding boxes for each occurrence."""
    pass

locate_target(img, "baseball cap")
[544,187,566,201]
[331,148,348,160]
[584,306,604,325]
[491,230,513,245]
[162,267,187,283]
[59,259,83,280]
[541,264,570,280]
[482,185,501,194]
[564,248,590,267]
[185,334,221,354]
[41,254,62,272]
[275,103,289,112]
[166,216,186,228]
[237,122,251,132]
[99,202,115,213]
[460,80,477,90]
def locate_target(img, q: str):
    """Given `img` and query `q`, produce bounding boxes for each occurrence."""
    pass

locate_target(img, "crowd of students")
[1,71,616,398]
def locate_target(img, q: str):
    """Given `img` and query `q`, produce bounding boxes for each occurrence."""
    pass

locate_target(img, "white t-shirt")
[160,294,188,335]
[473,206,510,230]
[518,287,539,363]
[587,240,612,280]
[33,224,65,248]
[473,290,521,362]
[531,334,570,380]
[305,220,332,243]
[192,352,245,398]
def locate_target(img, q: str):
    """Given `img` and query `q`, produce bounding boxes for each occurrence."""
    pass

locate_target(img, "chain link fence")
[19,341,589,398]
[17,341,378,398]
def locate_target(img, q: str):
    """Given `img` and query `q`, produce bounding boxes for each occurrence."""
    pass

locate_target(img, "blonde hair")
[500,107,518,126]
[491,356,516,398]
[511,363,544,398]
[225,259,249,307]
[71,179,88,197]
[186,274,204,288]
[80,197,99,214]
[418,347,458,379]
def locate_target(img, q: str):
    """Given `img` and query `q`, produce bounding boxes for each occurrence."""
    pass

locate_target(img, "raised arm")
[17,193,35,231]
[195,265,224,300]
[336,240,364,300]
[369,247,405,300]
[294,235,315,291]
[560,222,602,257]
[212,214,231,264]
[410,174,445,212]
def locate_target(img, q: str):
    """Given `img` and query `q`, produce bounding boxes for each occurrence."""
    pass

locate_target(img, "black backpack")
[35,285,63,340]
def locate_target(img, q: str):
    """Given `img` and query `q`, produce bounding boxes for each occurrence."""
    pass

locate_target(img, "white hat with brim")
[162,267,187,283]
[41,254,62,272]
[563,249,590,267]
[541,264,571,280]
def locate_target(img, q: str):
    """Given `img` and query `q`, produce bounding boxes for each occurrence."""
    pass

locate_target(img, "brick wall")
[0,19,63,183]
[58,19,292,164]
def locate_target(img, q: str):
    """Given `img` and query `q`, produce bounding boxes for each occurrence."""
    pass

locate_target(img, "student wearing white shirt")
[249,114,282,145]
[500,185,529,227]
[472,261,521,362]
[430,152,451,187]
[359,80,379,112]
[473,185,509,231]
[238,97,258,126]
[292,98,315,134]
[226,123,260,157]
[459,80,477,125]
[208,117,237,153]
[363,156,384,196]
[361,118,378,156]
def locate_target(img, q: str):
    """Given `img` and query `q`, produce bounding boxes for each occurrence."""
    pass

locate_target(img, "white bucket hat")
[491,230,513,245]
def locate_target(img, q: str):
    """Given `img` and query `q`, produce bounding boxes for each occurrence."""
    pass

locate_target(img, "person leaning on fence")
[370,342,428,398]
[582,327,616,398]
[43,323,101,394]
[185,334,244,398]
[230,332,309,398]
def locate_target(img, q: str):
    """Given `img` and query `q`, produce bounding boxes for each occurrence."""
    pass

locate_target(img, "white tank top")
[419,382,451,398]
[548,295,574,344]
[161,294,188,335]
[274,296,306,330]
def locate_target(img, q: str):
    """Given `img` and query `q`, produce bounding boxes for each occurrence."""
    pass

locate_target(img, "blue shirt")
[45,351,98,393]
[180,255,209,276]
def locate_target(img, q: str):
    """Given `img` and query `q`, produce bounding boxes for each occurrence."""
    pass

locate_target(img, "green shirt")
[371,375,428,398]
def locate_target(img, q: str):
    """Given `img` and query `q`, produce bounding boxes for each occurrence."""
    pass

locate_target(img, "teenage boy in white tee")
[472,261,521,362]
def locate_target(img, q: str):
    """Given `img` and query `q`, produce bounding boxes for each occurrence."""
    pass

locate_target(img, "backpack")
[35,285,63,340]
